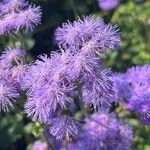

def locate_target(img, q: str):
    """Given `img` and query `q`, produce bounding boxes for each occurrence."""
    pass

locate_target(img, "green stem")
[19,31,27,50]
[76,81,86,114]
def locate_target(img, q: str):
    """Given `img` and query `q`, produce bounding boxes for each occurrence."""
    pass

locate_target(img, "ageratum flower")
[24,52,75,122]
[0,47,25,68]
[32,141,48,150]
[113,65,150,124]
[112,73,132,102]
[25,83,72,123]
[66,112,133,150]
[49,115,82,141]
[0,81,19,112]
[11,64,27,88]
[15,5,42,31]
[0,0,41,35]
[55,16,120,55]
[127,95,150,125]
[81,65,114,109]
[0,0,27,14]
[98,0,120,11]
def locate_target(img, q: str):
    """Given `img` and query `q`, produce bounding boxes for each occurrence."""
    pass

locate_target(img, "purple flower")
[113,74,132,102]
[113,65,150,124]
[32,141,48,150]
[127,95,150,119]
[15,5,42,31]
[0,0,41,34]
[25,83,73,123]
[55,16,120,55]
[0,81,20,112]
[49,115,82,141]
[66,112,133,150]
[0,47,25,68]
[98,0,120,11]
[24,52,75,123]
[81,65,114,109]
[0,0,28,14]
[11,64,27,88]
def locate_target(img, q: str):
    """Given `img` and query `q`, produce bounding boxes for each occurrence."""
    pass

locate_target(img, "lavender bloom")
[55,16,120,55]
[15,5,42,31]
[0,0,41,34]
[66,112,133,150]
[98,0,120,11]
[0,0,27,14]
[113,65,150,124]
[0,81,19,112]
[49,116,82,141]
[0,47,25,68]
[127,95,150,124]
[32,141,48,150]
[11,64,27,88]
[113,74,132,102]
[25,83,72,123]
[24,52,75,123]
[81,66,114,109]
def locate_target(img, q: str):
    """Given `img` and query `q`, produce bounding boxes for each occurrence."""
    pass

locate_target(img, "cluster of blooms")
[0,0,41,35]
[98,0,120,11]
[65,112,133,150]
[0,1,144,149]
[21,16,121,141]
[0,47,27,112]
[113,65,150,125]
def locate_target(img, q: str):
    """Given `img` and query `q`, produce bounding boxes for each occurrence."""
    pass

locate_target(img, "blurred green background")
[0,0,150,149]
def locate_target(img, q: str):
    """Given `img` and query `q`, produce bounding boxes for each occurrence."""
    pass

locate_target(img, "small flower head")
[0,47,25,67]
[15,5,42,31]
[0,81,19,112]
[98,0,120,11]
[55,16,120,55]
[32,141,48,150]
[0,0,41,34]
[49,116,82,141]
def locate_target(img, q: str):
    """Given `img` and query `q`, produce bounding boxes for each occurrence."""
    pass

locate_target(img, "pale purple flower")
[0,0,41,34]
[113,65,150,124]
[55,16,120,55]
[81,65,114,109]
[25,83,72,123]
[11,64,27,88]
[66,112,133,150]
[49,115,82,141]
[98,0,120,11]
[113,74,132,102]
[24,52,75,123]
[15,5,42,31]
[0,47,25,68]
[32,141,48,150]
[0,0,28,14]
[0,81,19,112]
[127,95,150,118]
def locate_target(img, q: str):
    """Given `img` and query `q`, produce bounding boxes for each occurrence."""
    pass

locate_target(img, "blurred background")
[0,0,150,149]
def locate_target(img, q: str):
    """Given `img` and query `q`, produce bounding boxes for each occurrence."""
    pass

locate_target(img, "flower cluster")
[113,65,150,124]
[98,0,120,11]
[66,112,133,150]
[22,16,120,141]
[0,0,41,35]
[0,47,26,112]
